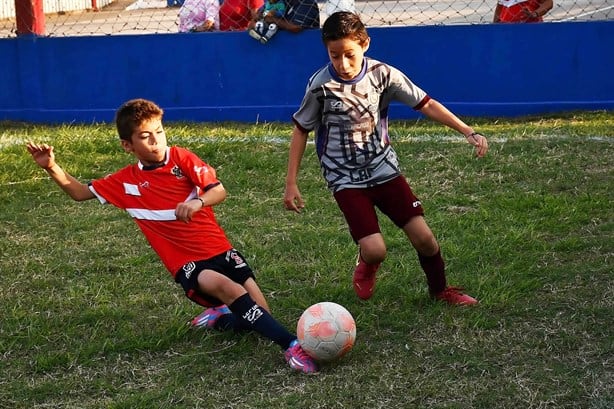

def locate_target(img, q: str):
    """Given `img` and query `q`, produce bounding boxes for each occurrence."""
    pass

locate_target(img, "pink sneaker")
[190,305,232,329]
[352,257,380,300]
[433,287,478,306]
[284,340,319,374]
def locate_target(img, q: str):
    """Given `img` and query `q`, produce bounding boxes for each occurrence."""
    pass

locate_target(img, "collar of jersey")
[139,147,170,171]
[328,58,368,84]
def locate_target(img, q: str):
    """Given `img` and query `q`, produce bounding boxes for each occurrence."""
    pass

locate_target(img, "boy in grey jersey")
[284,11,489,305]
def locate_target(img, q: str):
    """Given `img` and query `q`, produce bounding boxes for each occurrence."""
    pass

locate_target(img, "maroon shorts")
[333,175,424,242]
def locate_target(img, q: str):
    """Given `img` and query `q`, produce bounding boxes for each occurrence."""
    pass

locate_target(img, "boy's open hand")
[26,142,56,169]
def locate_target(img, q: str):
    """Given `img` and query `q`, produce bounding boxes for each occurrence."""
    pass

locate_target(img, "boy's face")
[121,117,167,166]
[326,37,370,81]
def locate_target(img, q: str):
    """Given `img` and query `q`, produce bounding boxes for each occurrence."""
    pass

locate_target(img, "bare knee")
[412,234,439,256]
[358,234,387,264]
[403,217,439,256]
[198,270,247,305]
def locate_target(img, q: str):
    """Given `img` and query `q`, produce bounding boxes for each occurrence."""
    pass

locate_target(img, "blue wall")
[0,21,612,123]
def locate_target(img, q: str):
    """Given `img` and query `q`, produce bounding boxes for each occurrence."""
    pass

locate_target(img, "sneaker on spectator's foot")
[190,305,232,329]
[248,28,263,42]
[284,340,319,374]
[432,286,478,306]
[352,254,380,300]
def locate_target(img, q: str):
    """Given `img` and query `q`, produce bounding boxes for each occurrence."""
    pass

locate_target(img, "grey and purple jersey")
[293,57,429,192]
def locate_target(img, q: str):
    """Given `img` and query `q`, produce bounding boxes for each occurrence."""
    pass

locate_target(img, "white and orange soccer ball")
[297,302,356,362]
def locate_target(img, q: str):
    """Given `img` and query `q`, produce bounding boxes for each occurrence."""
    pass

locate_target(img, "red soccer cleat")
[352,257,380,300]
[433,286,478,306]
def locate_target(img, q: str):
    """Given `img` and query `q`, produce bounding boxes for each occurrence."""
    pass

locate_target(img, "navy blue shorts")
[333,175,425,242]
[174,249,256,307]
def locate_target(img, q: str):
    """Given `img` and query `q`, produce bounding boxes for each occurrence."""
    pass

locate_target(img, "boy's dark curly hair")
[115,98,164,141]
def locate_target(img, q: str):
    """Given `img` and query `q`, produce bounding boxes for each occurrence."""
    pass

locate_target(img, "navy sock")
[229,293,296,350]
[418,249,447,294]
[214,313,236,331]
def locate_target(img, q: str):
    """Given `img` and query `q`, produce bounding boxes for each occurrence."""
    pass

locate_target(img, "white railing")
[0,0,114,20]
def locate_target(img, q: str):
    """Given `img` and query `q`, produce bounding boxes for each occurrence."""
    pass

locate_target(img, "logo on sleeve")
[193,165,209,175]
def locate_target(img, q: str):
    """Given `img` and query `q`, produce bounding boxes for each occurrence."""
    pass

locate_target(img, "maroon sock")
[418,249,447,294]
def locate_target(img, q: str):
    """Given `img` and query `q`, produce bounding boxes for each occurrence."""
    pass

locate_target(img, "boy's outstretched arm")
[283,126,309,213]
[418,99,489,158]
[26,142,95,201]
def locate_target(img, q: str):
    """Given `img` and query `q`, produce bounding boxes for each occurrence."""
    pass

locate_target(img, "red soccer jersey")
[89,146,233,277]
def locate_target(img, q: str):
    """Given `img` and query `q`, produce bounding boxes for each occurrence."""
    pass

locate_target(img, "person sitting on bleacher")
[248,0,320,43]
[178,0,220,32]
[268,0,320,32]
[248,0,287,44]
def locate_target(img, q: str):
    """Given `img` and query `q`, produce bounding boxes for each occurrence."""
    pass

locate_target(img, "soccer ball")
[297,302,356,362]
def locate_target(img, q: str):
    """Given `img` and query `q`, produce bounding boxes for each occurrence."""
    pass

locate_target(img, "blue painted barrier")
[0,21,612,123]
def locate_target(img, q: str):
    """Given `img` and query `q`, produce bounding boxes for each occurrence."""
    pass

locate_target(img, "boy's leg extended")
[242,277,270,312]
[371,176,446,294]
[193,269,319,373]
[402,215,478,305]
[197,270,295,349]
[401,216,446,294]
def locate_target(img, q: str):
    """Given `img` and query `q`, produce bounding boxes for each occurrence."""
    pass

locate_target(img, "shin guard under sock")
[229,293,295,350]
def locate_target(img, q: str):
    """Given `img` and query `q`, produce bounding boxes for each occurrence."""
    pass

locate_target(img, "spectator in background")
[494,0,553,23]
[178,0,220,32]
[220,0,264,31]
[248,0,287,44]
[263,0,320,33]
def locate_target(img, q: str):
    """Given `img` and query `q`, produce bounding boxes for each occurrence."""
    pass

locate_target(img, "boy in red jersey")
[284,12,488,305]
[26,98,317,374]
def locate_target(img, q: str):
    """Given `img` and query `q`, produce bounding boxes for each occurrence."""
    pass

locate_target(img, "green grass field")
[1,111,612,408]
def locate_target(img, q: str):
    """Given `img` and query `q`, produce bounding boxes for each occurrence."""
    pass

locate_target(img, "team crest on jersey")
[171,165,184,179]
[368,89,379,105]
[367,87,380,113]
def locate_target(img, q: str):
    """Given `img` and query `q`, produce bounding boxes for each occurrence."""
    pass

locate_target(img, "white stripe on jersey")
[126,208,177,221]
